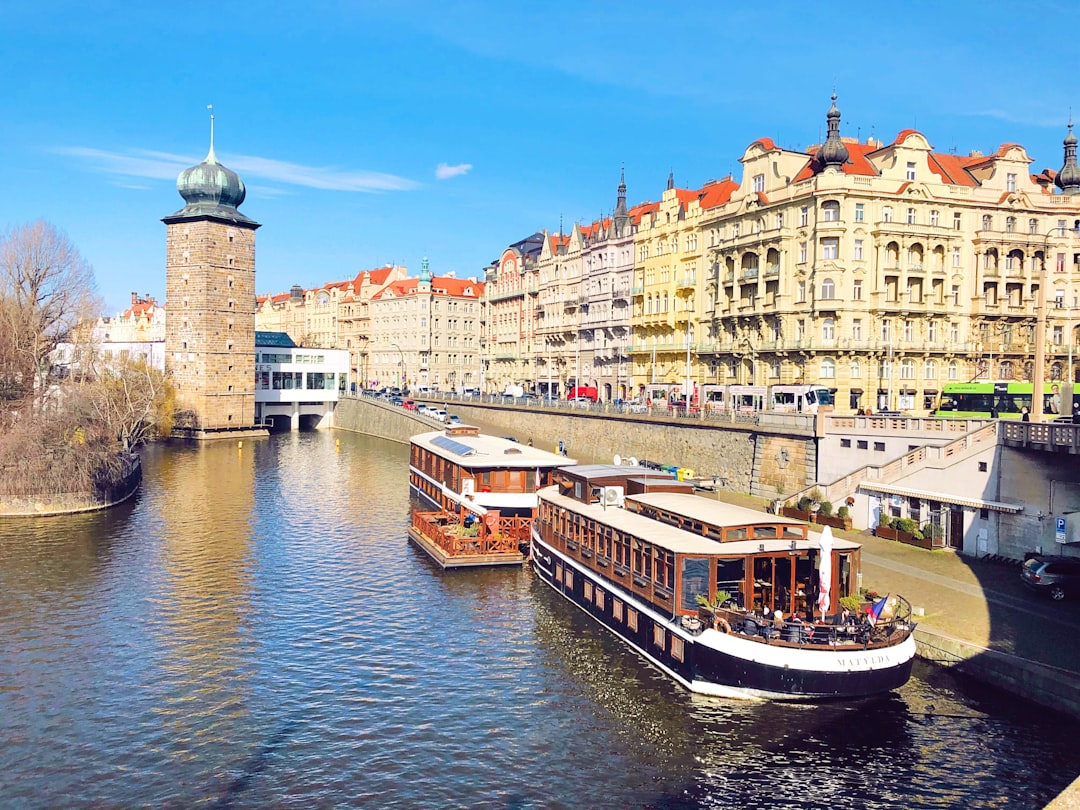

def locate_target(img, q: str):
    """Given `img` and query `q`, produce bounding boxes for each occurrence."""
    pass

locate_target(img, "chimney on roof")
[131,292,138,305]
[969,150,984,158]
[290,284,303,302]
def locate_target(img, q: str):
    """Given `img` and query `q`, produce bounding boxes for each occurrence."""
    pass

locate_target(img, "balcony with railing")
[676,274,697,290]
[486,286,525,302]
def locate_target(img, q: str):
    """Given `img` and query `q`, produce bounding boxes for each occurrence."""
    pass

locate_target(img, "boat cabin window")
[574,482,582,499]
[680,557,710,612]
[783,526,805,539]
[725,527,748,541]
[715,558,746,606]
[752,526,778,539]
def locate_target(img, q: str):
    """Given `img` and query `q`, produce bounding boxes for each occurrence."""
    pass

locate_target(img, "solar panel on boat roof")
[431,435,476,456]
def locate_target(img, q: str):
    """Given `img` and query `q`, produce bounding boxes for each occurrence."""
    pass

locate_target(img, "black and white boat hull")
[532,533,916,700]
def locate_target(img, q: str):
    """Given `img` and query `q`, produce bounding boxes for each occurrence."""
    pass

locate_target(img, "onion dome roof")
[1056,122,1080,194]
[817,93,849,169]
[164,113,258,226]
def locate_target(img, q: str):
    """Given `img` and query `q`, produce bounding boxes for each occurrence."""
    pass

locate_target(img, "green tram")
[935,381,1080,419]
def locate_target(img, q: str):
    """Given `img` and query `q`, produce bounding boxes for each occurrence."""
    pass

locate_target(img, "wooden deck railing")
[411,510,521,555]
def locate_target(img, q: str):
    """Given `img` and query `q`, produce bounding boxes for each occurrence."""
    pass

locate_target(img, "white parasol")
[817,525,834,622]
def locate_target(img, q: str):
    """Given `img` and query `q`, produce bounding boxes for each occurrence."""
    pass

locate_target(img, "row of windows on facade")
[375,353,476,365]
[375,317,476,330]
[256,371,341,391]
[379,299,478,312]
[701,199,1065,245]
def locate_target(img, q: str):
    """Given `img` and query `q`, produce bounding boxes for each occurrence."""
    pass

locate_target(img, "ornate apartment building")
[483,233,543,393]
[256,265,408,386]
[482,96,1080,410]
[368,260,484,392]
[630,173,738,396]
[698,95,1080,412]
[163,121,260,434]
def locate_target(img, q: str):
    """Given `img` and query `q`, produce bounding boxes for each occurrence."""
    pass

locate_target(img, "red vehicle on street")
[403,400,417,410]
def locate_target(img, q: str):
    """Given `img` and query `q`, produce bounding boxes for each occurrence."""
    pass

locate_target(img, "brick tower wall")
[164,218,257,430]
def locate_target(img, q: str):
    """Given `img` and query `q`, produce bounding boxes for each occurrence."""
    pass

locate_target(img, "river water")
[0,430,1077,809]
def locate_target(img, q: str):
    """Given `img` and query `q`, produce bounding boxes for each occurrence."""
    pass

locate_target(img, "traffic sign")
[1056,516,1067,544]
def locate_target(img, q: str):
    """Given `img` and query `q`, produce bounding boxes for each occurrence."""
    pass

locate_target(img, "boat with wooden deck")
[408,425,574,568]
[530,464,917,699]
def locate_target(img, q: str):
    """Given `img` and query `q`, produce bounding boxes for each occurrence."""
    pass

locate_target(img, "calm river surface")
[1,430,1078,809]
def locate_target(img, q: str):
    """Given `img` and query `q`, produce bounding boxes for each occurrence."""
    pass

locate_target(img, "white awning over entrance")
[858,483,1024,513]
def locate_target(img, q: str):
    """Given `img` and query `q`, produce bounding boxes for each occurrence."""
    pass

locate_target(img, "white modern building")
[254,331,349,430]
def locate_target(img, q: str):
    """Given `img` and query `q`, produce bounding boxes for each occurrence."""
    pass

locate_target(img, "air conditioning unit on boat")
[602,486,625,508]
[461,478,475,496]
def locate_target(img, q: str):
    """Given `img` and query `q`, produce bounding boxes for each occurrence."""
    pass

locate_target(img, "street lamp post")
[390,342,405,391]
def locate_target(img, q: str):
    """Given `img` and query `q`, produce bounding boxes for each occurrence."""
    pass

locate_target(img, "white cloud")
[435,162,473,180]
[53,146,420,193]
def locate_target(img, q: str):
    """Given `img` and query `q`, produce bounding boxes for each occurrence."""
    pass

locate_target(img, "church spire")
[666,170,674,191]
[613,164,630,238]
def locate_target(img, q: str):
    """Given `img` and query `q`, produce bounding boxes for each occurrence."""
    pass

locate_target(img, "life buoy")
[714,616,731,633]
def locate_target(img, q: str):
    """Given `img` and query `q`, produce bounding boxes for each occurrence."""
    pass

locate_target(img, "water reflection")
[0,431,1076,809]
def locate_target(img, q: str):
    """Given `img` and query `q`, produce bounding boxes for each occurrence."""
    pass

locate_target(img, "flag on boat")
[817,525,833,621]
[867,594,893,625]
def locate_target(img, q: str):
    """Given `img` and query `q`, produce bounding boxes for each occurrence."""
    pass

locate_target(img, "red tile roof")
[793,139,879,182]
[927,152,980,187]
[698,178,739,209]
[371,276,484,300]
[629,201,658,225]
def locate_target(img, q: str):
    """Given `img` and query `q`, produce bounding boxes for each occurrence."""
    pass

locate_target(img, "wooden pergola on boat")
[408,426,574,569]
[531,465,917,699]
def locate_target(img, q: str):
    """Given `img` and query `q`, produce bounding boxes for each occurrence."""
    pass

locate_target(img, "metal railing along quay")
[390,391,820,433]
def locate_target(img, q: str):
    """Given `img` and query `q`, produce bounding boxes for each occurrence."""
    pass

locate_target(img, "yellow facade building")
[693,95,1080,412]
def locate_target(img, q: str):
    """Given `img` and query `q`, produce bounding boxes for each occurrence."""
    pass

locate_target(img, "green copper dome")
[164,114,258,226]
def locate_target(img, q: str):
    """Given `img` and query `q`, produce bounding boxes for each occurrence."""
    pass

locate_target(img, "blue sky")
[3,1,1079,313]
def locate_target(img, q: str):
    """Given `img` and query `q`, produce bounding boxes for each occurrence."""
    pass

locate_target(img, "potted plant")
[836,504,852,529]
[875,513,898,541]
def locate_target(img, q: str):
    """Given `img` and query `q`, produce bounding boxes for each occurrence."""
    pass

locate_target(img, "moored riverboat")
[531,464,917,699]
[408,426,574,568]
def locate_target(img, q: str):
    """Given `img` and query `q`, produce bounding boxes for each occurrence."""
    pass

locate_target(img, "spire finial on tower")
[818,90,849,171]
[1057,116,1080,194]
[207,104,217,164]
[666,169,674,191]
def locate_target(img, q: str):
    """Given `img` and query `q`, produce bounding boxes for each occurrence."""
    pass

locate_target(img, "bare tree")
[84,356,176,450]
[0,220,99,408]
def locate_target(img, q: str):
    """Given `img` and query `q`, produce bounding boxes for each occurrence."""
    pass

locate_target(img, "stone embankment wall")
[0,454,143,517]
[335,397,817,497]
[916,629,1080,721]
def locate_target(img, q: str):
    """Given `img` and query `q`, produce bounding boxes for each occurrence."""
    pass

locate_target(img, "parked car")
[389,396,404,406]
[402,400,417,410]
[1021,554,1080,601]
[416,404,431,416]
[446,414,462,426]
[626,400,648,414]
[431,409,448,422]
